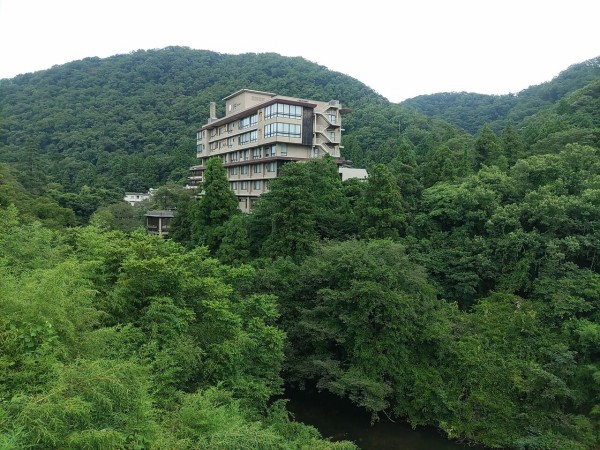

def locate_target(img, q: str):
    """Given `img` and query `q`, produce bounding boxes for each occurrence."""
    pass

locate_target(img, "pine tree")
[501,122,525,166]
[193,157,239,252]
[259,163,317,261]
[216,215,250,266]
[475,124,504,169]
[307,156,357,240]
[357,164,406,239]
[421,144,458,188]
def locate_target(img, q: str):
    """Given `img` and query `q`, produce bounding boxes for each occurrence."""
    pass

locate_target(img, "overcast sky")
[1,0,599,103]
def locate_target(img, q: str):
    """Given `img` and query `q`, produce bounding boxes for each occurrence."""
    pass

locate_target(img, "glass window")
[238,131,257,145]
[241,181,248,190]
[264,122,301,138]
[239,113,258,129]
[231,181,238,190]
[228,137,235,147]
[254,164,262,173]
[253,148,261,159]
[265,145,276,157]
[230,166,238,175]
[265,103,302,119]
[241,165,249,175]
[280,144,287,156]
[267,162,277,172]
[253,180,261,190]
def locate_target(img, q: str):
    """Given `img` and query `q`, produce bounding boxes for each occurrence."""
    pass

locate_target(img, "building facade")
[190,89,348,212]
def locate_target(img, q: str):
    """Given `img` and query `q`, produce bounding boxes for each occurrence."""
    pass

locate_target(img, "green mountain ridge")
[1,46,599,222]
[402,56,600,134]
[0,47,387,193]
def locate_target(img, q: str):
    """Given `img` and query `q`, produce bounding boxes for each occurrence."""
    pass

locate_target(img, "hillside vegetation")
[402,56,600,134]
[1,48,600,449]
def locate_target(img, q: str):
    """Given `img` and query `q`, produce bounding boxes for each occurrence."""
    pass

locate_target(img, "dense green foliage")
[0,208,356,449]
[2,48,600,449]
[190,157,239,251]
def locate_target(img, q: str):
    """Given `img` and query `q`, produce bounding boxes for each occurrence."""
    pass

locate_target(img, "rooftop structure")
[145,210,175,237]
[190,89,350,212]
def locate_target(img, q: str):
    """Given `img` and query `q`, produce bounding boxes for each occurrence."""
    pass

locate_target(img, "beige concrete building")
[190,89,349,212]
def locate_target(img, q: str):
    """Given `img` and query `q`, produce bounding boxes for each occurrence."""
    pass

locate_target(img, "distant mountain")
[402,56,600,134]
[1,46,597,218]
[0,47,386,193]
[520,75,600,154]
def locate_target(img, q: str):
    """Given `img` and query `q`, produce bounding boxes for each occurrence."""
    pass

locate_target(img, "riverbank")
[285,387,486,450]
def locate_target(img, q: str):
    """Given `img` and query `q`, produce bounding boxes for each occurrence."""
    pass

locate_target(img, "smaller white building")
[124,189,155,206]
[338,167,368,181]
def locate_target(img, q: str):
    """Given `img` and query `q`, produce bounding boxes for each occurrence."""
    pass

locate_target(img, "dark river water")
[286,388,484,450]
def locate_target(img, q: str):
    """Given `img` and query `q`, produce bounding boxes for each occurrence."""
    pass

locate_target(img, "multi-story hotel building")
[190,89,348,212]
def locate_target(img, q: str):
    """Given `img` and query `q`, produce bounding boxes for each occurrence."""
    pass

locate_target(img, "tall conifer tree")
[193,157,239,252]
[357,164,406,239]
[475,124,504,169]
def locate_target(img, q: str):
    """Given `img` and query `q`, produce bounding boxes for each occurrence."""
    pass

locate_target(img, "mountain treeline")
[1,48,600,449]
[402,57,600,134]
[0,47,382,199]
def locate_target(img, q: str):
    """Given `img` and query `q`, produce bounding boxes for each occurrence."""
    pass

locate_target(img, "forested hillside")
[0,46,383,196]
[2,48,600,449]
[402,56,600,134]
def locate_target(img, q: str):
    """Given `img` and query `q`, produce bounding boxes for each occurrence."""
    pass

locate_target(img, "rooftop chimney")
[209,102,217,122]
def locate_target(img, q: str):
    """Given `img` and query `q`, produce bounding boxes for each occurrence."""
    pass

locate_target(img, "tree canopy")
[1,47,600,450]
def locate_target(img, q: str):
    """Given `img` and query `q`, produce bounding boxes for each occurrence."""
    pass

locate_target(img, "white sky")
[1,0,599,103]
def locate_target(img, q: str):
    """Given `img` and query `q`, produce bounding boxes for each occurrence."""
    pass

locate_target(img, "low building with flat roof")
[339,167,368,181]
[145,210,175,237]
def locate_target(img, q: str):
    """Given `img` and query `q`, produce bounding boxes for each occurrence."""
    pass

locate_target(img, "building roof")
[145,210,176,218]
[125,192,151,196]
[222,88,276,101]
[199,97,318,131]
